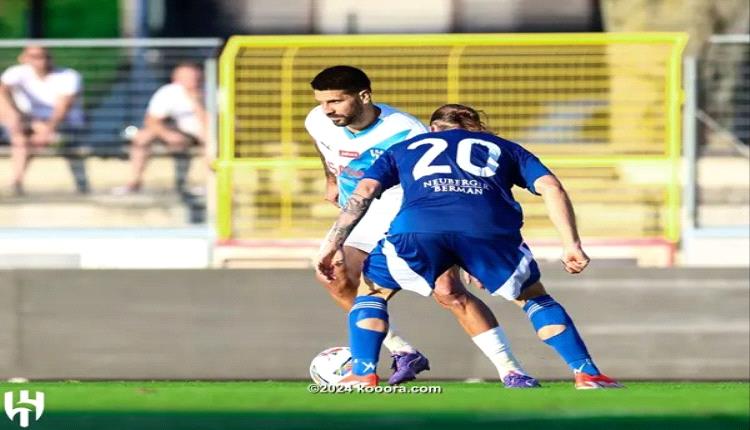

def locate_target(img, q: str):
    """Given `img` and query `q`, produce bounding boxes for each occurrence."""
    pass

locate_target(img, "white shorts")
[324,186,403,253]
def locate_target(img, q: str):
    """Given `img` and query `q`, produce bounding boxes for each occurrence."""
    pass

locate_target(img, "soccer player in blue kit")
[317,104,622,389]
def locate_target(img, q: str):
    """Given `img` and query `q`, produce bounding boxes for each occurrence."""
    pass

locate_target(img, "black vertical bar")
[589,0,604,31]
[451,0,463,33]
[29,0,44,38]
[308,0,317,34]
[136,0,149,38]
[345,12,357,34]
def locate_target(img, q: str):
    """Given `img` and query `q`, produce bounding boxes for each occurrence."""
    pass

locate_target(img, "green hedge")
[0,0,119,38]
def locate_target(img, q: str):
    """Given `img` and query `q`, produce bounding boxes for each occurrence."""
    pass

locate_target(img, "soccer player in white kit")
[306,66,539,387]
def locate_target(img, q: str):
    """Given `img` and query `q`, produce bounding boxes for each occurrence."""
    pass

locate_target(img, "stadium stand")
[681,34,750,266]
[0,40,221,269]
[0,40,220,177]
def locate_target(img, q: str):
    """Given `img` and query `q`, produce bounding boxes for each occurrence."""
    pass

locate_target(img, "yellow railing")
[218,33,687,243]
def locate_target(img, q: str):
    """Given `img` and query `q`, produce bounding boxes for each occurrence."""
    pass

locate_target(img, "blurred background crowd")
[0,0,747,269]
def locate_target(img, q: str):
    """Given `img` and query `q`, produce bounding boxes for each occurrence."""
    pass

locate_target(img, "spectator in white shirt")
[0,45,84,195]
[115,62,208,194]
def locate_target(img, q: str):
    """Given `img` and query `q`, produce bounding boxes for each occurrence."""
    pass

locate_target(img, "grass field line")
[0,381,745,430]
[0,381,747,413]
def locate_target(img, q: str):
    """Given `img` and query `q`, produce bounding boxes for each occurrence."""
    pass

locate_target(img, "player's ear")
[358,89,372,104]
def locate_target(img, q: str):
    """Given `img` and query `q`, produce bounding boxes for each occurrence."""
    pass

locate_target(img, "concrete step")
[0,156,206,196]
[0,157,207,228]
[681,229,750,267]
[696,156,749,205]
[0,192,206,228]
[0,227,212,268]
[698,205,750,227]
[698,188,750,205]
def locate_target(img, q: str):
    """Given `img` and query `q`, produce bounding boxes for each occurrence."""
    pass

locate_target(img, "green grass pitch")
[0,381,747,430]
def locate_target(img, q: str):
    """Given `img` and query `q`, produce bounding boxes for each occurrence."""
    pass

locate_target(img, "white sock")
[472,326,526,379]
[382,323,417,354]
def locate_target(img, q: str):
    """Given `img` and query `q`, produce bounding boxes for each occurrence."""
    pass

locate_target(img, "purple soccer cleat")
[502,371,542,388]
[388,351,430,385]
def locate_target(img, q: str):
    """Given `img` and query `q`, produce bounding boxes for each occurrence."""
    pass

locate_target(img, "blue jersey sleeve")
[509,144,552,195]
[363,148,401,192]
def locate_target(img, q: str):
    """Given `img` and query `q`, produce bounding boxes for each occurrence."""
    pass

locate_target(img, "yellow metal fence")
[218,33,687,243]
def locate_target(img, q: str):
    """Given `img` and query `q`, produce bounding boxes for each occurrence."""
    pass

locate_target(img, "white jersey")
[0,64,84,127]
[147,83,203,138]
[305,103,428,252]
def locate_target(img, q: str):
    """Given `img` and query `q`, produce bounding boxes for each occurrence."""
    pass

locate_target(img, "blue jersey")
[363,129,552,237]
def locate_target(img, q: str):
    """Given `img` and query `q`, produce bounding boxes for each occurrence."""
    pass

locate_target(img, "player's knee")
[319,276,356,300]
[433,289,469,311]
[1,113,22,129]
[536,324,567,341]
[5,123,24,137]
[516,281,547,302]
[433,273,469,310]
[316,272,358,298]
[131,132,153,148]
[355,317,388,333]
[9,136,28,148]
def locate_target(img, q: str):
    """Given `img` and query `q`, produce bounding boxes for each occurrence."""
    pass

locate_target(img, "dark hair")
[310,65,371,93]
[430,104,489,132]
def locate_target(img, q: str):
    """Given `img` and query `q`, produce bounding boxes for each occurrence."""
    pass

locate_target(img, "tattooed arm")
[316,178,383,281]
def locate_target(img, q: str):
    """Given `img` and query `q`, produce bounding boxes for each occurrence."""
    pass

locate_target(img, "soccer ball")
[309,347,353,385]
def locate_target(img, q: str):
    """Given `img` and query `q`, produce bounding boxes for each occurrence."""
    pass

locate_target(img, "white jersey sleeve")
[0,65,23,86]
[147,84,174,118]
[55,68,81,96]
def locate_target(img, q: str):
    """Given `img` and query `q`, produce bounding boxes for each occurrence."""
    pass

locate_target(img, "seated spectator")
[114,62,208,195]
[0,45,86,195]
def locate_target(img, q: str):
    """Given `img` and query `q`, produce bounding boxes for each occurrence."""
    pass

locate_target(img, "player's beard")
[328,103,363,127]
[328,115,351,126]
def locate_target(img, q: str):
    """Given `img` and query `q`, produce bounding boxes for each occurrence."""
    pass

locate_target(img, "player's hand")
[315,245,345,282]
[30,121,57,145]
[561,245,590,274]
[461,270,484,290]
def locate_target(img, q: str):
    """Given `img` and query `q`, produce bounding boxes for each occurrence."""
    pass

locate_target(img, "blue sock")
[523,295,600,375]
[349,296,389,376]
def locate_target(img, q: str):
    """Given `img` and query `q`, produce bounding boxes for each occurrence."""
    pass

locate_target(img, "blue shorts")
[363,233,540,301]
